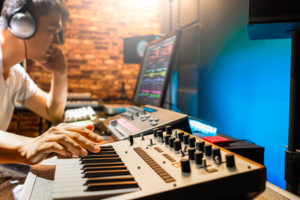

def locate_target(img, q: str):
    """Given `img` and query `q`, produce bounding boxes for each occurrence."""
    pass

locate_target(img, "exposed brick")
[8,0,160,135]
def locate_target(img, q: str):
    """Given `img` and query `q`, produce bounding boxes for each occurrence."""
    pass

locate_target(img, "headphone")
[7,0,36,39]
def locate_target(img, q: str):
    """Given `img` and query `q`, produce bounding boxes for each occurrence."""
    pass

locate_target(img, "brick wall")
[7,0,161,136]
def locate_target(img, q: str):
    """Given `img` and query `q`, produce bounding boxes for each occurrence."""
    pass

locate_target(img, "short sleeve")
[12,65,38,101]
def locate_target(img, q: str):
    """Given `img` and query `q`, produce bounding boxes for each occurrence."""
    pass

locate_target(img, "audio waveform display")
[143,71,167,77]
[134,35,177,106]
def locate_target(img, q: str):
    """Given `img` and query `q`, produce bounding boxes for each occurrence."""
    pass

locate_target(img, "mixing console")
[104,105,191,140]
[52,127,266,200]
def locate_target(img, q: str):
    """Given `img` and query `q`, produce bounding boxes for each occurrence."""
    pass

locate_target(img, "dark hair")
[0,0,69,29]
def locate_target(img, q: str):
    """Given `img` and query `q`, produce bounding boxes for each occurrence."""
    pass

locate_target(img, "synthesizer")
[52,127,266,200]
[103,105,191,141]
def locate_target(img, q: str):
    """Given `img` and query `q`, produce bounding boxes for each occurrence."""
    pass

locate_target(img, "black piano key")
[81,162,125,169]
[85,181,138,191]
[81,157,122,164]
[99,145,113,148]
[80,154,119,161]
[82,166,127,173]
[83,169,130,178]
[86,151,117,155]
[84,176,135,185]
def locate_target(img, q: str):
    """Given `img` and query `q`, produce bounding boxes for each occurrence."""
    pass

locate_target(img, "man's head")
[1,0,69,62]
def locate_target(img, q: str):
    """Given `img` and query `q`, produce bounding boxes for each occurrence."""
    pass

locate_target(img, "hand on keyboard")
[19,123,103,165]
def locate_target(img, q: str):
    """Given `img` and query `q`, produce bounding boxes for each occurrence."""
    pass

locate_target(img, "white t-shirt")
[0,46,38,131]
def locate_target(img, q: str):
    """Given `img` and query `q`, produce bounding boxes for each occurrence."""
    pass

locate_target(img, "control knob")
[188,136,196,147]
[195,151,203,165]
[174,140,182,151]
[212,147,222,163]
[188,148,196,160]
[183,134,189,145]
[226,154,236,168]
[178,132,184,142]
[204,144,212,156]
[169,137,175,148]
[180,158,191,173]
[196,141,205,151]
[164,135,171,145]
[166,126,172,135]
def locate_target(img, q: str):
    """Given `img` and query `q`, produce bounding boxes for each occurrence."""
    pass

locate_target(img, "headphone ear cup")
[8,11,36,39]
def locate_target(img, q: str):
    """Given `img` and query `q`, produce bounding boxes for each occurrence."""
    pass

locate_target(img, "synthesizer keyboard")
[52,127,266,200]
[104,105,191,141]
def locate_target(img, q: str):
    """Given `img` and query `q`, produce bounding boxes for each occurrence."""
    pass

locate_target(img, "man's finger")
[38,142,72,158]
[85,124,94,132]
[49,135,86,157]
[60,124,103,143]
[61,130,100,153]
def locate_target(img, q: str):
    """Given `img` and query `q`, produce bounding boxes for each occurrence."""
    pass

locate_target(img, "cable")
[230,139,255,145]
[15,39,29,134]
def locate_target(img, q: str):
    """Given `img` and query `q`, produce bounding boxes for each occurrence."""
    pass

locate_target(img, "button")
[151,122,157,126]
[140,115,145,118]
[145,115,150,118]
[154,118,159,121]
[141,118,146,121]
[149,118,154,122]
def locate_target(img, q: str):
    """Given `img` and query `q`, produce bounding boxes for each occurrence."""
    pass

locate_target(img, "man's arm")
[19,48,67,122]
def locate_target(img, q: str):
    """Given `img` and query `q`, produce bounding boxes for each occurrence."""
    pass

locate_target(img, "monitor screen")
[133,33,179,107]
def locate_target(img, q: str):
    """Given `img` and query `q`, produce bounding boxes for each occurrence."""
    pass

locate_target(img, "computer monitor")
[132,30,181,107]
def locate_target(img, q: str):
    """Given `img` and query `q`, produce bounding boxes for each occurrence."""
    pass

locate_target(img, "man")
[0,0,102,165]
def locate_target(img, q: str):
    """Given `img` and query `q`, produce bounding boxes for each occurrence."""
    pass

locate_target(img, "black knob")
[129,135,134,146]
[169,137,175,148]
[157,130,163,139]
[180,158,191,173]
[195,151,203,165]
[188,136,196,147]
[178,132,184,142]
[196,141,205,151]
[153,128,158,137]
[212,148,222,163]
[226,154,236,168]
[204,144,212,156]
[174,140,182,151]
[188,148,196,160]
[166,126,172,135]
[164,135,171,145]
[183,134,189,145]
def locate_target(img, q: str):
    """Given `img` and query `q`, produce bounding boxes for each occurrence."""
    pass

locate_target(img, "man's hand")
[19,123,103,165]
[38,47,67,74]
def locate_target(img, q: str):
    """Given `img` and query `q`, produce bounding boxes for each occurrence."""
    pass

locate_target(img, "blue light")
[189,119,217,136]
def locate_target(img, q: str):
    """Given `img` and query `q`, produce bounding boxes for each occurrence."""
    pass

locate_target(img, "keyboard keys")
[85,181,139,191]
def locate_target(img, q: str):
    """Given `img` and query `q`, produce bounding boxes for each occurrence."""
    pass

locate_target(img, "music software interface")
[134,35,176,106]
